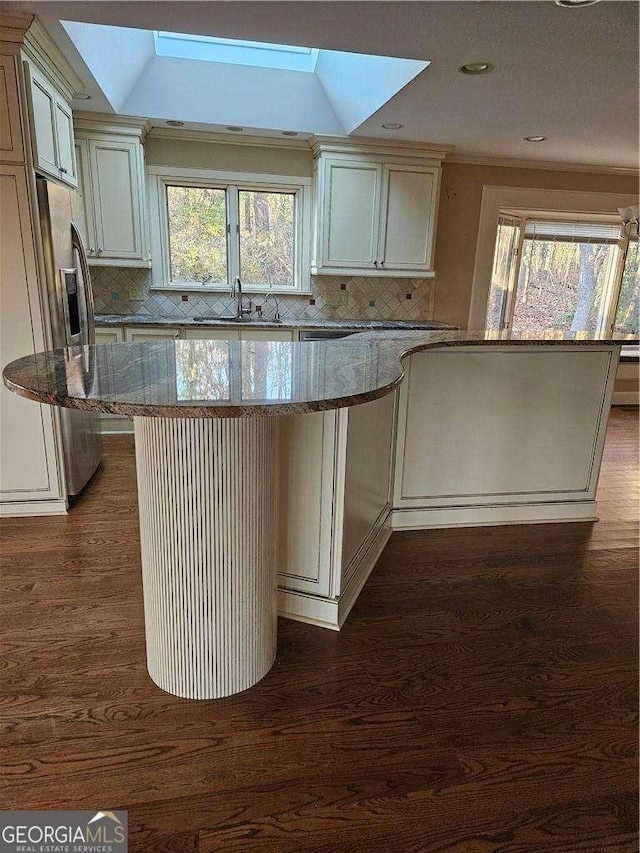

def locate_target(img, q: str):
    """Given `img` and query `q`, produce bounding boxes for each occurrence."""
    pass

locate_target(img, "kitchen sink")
[193,316,250,323]
[193,316,283,324]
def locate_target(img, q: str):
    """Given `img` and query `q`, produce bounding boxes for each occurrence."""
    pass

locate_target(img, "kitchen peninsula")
[3,330,632,699]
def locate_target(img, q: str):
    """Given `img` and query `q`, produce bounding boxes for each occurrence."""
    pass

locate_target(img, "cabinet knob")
[59,167,68,174]
[97,248,102,255]
[374,260,378,268]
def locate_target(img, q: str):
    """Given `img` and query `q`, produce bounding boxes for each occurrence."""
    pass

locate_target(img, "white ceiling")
[16,0,640,169]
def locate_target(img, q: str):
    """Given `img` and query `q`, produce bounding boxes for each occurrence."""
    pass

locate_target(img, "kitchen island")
[3,331,632,699]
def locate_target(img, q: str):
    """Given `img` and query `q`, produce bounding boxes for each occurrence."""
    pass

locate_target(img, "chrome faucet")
[230,276,252,321]
[264,292,282,322]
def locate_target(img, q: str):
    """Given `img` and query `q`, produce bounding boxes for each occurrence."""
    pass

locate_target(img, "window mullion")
[604,232,631,334]
[227,185,240,287]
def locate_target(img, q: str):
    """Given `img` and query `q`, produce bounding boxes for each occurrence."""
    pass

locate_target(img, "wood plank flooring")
[1,407,638,852]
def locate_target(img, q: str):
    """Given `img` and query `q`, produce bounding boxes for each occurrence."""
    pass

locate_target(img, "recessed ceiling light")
[281,131,299,136]
[524,135,548,142]
[166,120,184,127]
[458,62,494,75]
[74,92,92,100]
[382,122,404,130]
[555,0,600,7]
[226,126,244,132]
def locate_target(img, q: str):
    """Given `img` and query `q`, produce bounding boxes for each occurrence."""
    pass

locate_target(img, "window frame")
[485,210,637,337]
[148,165,312,295]
[469,185,639,330]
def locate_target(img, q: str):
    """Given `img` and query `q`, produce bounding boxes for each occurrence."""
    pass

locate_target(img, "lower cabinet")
[184,328,239,341]
[0,165,65,516]
[242,329,294,342]
[124,327,181,342]
[183,328,295,342]
[392,347,618,529]
[277,392,396,630]
[95,327,124,345]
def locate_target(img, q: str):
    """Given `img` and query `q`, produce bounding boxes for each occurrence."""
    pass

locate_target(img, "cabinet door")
[183,328,240,341]
[73,139,97,255]
[95,327,124,344]
[241,329,294,342]
[0,166,62,504]
[378,165,438,271]
[89,139,144,260]
[124,327,182,342]
[28,67,58,179]
[53,98,77,187]
[323,159,382,269]
[0,55,24,162]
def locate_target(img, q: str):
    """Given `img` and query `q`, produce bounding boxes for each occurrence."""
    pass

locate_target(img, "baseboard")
[277,589,340,630]
[278,507,393,630]
[0,498,68,518]
[612,392,639,405]
[338,510,392,627]
[391,500,598,530]
[100,417,134,435]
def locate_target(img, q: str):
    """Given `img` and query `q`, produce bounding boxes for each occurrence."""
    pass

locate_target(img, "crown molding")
[0,9,33,42]
[311,135,454,161]
[74,111,151,139]
[22,18,83,98]
[445,153,639,177]
[147,126,311,150]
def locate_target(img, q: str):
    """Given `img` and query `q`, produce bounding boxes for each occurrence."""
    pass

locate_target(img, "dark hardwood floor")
[1,407,638,852]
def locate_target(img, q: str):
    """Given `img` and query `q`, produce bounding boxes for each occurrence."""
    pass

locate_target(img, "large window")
[485,212,639,337]
[149,167,311,294]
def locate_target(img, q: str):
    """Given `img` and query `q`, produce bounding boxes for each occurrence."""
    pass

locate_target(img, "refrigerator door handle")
[71,221,95,346]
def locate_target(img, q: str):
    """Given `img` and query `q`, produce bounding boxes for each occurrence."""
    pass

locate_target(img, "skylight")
[155,32,320,72]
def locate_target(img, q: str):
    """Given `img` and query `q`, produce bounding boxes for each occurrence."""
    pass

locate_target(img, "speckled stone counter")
[4,330,634,418]
[3,330,635,701]
[95,313,457,332]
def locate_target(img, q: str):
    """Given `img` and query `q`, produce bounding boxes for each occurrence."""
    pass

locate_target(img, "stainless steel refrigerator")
[36,176,101,496]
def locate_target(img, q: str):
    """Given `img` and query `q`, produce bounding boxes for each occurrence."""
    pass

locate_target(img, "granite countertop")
[3,331,635,419]
[95,314,457,332]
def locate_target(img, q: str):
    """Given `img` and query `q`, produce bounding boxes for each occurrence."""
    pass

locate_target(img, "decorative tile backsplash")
[91,267,436,323]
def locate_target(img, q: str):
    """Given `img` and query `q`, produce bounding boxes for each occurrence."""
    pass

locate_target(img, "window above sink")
[148,165,312,295]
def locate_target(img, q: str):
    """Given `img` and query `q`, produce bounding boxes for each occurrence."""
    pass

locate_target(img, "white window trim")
[469,186,639,330]
[148,165,312,295]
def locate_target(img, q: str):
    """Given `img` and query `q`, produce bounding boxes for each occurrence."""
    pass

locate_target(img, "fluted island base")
[133,417,278,699]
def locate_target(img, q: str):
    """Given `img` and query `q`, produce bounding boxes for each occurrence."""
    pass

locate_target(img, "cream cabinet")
[379,164,438,271]
[95,327,124,345]
[312,142,445,278]
[0,55,24,162]
[25,62,77,188]
[184,328,295,342]
[184,328,240,341]
[320,159,383,270]
[75,122,149,267]
[124,327,181,343]
[242,328,295,342]
[0,164,65,514]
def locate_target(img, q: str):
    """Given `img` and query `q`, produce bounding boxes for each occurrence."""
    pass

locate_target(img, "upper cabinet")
[312,139,448,278]
[0,54,25,162]
[25,62,77,188]
[74,118,150,267]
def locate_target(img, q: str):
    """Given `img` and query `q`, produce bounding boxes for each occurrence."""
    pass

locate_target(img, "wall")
[434,161,638,329]
[145,136,313,177]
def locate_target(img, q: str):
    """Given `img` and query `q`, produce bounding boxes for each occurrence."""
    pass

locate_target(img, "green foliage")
[168,186,228,284]
[167,185,295,288]
[615,240,639,334]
